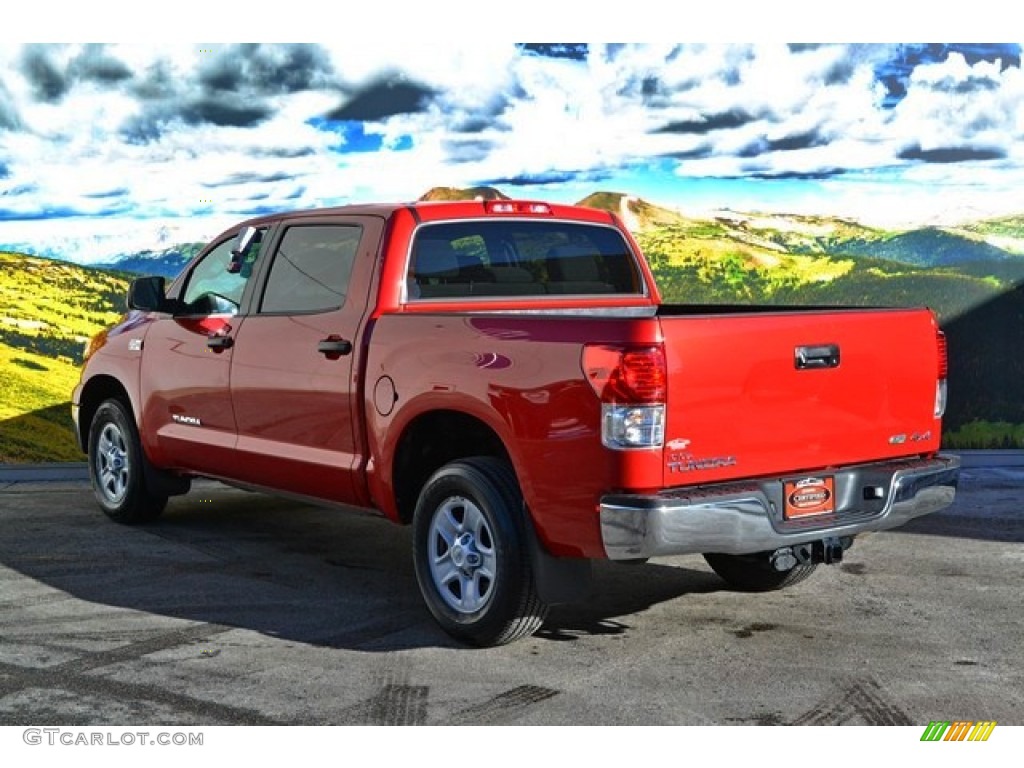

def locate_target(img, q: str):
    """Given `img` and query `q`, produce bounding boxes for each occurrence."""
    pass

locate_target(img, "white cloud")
[1,42,1023,261]
[890,52,1024,153]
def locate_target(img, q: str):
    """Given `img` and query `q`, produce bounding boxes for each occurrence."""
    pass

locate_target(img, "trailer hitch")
[770,536,852,571]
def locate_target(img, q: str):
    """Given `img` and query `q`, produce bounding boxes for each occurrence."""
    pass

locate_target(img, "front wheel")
[703,552,817,592]
[88,399,167,524]
[412,457,548,646]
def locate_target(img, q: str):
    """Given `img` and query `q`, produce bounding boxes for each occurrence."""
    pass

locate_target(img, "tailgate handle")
[795,344,840,370]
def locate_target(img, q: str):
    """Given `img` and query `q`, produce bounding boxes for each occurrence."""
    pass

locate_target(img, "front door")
[139,228,268,477]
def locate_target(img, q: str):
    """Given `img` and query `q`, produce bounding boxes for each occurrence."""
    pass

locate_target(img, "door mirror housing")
[127,275,168,312]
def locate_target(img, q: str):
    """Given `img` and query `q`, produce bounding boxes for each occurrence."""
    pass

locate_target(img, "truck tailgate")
[659,306,943,487]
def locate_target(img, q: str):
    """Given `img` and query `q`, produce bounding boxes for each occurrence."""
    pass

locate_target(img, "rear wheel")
[88,399,167,524]
[703,552,817,592]
[412,457,548,646]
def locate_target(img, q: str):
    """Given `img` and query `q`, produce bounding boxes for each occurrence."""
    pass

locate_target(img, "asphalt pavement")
[0,462,1021,726]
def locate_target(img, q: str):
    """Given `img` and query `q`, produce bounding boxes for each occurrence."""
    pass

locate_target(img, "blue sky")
[1,41,1022,262]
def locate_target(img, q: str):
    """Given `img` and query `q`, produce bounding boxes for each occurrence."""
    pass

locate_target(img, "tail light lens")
[936,330,948,379]
[583,345,666,449]
[935,329,947,418]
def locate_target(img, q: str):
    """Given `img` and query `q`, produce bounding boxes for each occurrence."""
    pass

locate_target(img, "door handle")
[318,337,353,358]
[207,335,234,351]
[795,344,839,370]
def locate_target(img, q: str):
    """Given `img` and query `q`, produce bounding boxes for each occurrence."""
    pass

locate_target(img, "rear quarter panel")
[364,313,662,558]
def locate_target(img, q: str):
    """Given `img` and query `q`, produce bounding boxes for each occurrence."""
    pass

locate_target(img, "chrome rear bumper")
[599,454,960,560]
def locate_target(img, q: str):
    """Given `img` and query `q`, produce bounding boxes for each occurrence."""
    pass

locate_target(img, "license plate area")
[783,476,835,519]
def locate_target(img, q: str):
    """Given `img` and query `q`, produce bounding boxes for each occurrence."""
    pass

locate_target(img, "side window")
[180,230,265,315]
[260,224,361,314]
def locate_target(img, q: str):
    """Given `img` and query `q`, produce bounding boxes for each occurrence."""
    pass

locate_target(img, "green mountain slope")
[703,213,1021,268]
[636,226,1001,322]
[828,227,1014,267]
[956,215,1024,256]
[962,214,1024,237]
[0,252,129,462]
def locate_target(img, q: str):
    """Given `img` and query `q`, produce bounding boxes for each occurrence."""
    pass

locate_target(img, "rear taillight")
[935,329,948,418]
[583,345,666,449]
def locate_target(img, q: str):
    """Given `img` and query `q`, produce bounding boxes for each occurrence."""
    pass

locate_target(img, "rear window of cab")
[406,220,645,300]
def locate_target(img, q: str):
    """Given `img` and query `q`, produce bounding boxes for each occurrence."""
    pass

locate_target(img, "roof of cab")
[233,199,617,229]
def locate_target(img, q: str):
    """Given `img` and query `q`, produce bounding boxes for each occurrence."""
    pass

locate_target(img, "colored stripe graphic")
[920,720,996,741]
[946,721,973,741]
[968,721,997,742]
[921,721,950,741]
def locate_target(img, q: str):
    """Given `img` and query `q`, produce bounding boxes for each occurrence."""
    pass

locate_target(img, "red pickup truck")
[73,199,959,646]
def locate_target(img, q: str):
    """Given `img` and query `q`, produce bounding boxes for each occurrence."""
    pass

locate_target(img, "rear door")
[659,307,943,486]
[227,215,385,503]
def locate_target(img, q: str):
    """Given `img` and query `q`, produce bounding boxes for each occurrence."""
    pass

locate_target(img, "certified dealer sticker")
[783,476,835,519]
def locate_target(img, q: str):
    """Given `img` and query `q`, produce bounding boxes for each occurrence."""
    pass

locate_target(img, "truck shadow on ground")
[0,484,725,652]
[538,563,724,642]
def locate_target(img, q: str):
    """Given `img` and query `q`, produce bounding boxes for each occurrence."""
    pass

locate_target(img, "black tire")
[87,399,167,524]
[412,457,548,646]
[703,552,817,592]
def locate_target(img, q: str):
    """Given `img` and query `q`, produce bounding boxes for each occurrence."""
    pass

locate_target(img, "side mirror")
[228,226,261,274]
[127,276,168,312]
